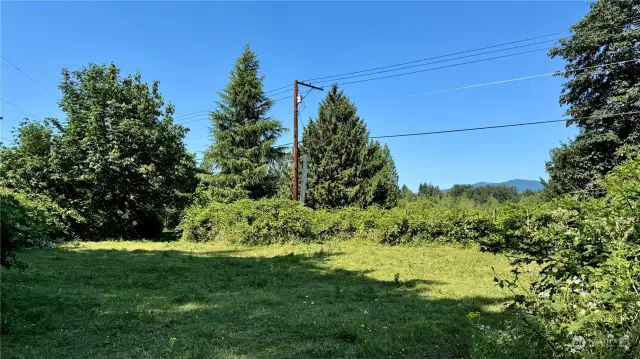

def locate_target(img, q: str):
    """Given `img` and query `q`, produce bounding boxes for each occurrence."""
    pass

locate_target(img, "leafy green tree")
[203,45,285,201]
[417,183,442,197]
[302,84,398,209]
[545,0,640,195]
[399,185,414,200]
[447,184,473,198]
[470,184,518,204]
[1,63,196,239]
[0,120,57,196]
[446,183,517,204]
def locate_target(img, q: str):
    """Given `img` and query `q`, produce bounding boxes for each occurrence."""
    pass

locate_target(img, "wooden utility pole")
[292,80,324,201]
[293,80,299,201]
[300,153,309,204]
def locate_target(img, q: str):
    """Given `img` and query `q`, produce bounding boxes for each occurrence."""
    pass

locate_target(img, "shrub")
[481,150,640,358]
[0,187,82,267]
[179,197,504,246]
[179,199,316,244]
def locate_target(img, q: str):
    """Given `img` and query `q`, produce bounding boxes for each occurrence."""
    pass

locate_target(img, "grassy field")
[1,239,515,359]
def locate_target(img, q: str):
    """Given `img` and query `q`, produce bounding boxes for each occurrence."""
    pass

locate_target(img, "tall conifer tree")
[302,85,398,208]
[204,45,285,200]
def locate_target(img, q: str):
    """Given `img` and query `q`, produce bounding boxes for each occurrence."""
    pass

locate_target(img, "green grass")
[1,239,515,359]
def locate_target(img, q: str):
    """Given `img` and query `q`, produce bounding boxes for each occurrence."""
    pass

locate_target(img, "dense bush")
[447,183,520,205]
[179,199,316,244]
[478,149,640,358]
[179,196,504,246]
[0,187,82,267]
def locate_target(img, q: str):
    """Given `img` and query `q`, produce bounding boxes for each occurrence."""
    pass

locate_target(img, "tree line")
[1,0,638,245]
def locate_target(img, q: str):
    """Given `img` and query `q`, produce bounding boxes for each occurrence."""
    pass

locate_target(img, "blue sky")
[1,1,590,190]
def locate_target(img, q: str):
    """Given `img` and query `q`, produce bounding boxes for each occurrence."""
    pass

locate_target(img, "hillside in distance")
[444,179,543,193]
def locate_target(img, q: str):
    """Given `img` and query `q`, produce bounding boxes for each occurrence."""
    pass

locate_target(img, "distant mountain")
[443,179,543,193]
[499,179,543,192]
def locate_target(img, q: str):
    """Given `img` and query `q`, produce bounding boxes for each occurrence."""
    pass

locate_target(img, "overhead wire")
[300,13,640,85]
[335,47,548,86]
[259,111,639,148]
[412,58,640,96]
[303,33,561,83]
[0,97,33,117]
[174,108,214,120]
[265,83,292,94]
[311,38,558,86]
[185,31,570,119]
[1,55,58,99]
[183,57,639,134]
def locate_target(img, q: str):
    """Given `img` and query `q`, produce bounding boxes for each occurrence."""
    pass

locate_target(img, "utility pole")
[300,153,309,204]
[293,80,299,201]
[292,80,323,201]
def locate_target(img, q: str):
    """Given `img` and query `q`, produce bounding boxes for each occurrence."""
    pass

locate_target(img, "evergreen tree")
[545,0,639,195]
[203,45,285,201]
[302,84,398,209]
[358,143,399,208]
[417,183,442,197]
[400,185,414,200]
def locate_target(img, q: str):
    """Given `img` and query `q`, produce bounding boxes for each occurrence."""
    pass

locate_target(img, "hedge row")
[178,198,548,246]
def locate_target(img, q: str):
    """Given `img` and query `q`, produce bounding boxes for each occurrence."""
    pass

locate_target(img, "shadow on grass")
[1,247,510,359]
[146,230,181,243]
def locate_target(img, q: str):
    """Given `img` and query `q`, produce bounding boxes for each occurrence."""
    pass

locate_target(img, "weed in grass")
[1,240,514,359]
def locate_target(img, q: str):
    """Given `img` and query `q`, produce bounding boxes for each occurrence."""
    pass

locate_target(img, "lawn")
[1,239,515,359]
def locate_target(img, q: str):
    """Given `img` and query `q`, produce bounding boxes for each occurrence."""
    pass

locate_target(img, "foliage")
[482,149,640,358]
[399,184,414,200]
[273,150,296,200]
[0,120,57,196]
[202,45,286,201]
[1,63,197,240]
[545,0,640,195]
[313,198,495,245]
[417,182,442,197]
[179,199,316,244]
[302,84,399,209]
[447,183,519,205]
[0,187,83,267]
[180,196,502,246]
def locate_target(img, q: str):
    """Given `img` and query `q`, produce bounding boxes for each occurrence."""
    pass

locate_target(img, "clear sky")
[1,1,591,190]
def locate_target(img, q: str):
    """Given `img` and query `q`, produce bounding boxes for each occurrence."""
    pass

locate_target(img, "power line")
[336,47,548,86]
[185,31,569,117]
[274,95,293,103]
[189,111,639,155]
[299,14,639,86]
[181,58,639,130]
[179,116,210,125]
[312,39,558,86]
[174,108,214,120]
[264,111,639,148]
[266,83,292,94]
[269,87,295,97]
[304,33,561,83]
[1,55,58,99]
[412,58,640,96]
[370,111,640,140]
[0,97,33,117]
[178,95,294,126]
[179,45,551,123]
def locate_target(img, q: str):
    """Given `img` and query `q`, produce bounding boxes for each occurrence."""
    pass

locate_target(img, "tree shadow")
[1,247,510,359]
[147,230,181,242]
